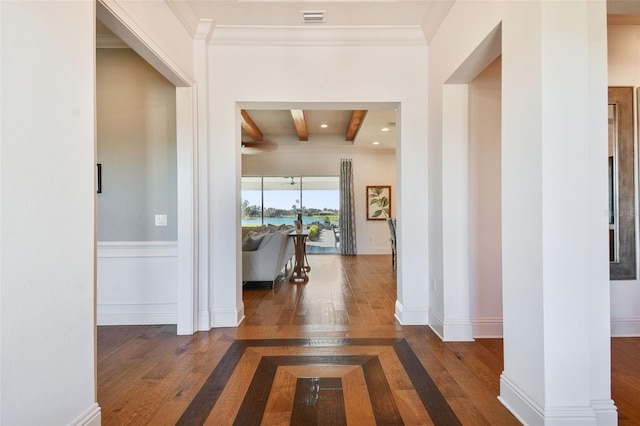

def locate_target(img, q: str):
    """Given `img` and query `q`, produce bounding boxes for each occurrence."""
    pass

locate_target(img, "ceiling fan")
[241,140,277,154]
[240,110,278,153]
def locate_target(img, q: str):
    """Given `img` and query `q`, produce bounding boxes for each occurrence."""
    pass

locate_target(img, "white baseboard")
[591,399,618,425]
[429,310,474,341]
[198,310,211,331]
[611,317,640,336]
[394,300,429,325]
[358,248,392,255]
[428,310,444,339]
[210,304,245,327]
[499,373,600,426]
[471,317,503,338]
[499,372,545,425]
[236,301,245,326]
[70,403,101,426]
[442,319,474,341]
[97,303,177,325]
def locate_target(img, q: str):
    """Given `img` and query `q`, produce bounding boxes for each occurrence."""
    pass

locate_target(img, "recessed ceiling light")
[372,141,380,145]
[320,124,328,128]
[381,127,390,132]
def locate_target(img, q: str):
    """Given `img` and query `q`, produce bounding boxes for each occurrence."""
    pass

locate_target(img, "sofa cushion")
[257,231,275,249]
[242,231,269,251]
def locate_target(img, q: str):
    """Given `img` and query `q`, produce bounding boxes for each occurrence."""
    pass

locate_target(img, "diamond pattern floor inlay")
[176,338,461,426]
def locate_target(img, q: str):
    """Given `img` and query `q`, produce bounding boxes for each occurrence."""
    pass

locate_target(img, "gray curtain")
[340,158,357,255]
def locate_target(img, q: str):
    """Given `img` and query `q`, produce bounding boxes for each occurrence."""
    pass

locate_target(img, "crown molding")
[211,25,427,46]
[195,19,215,42]
[96,33,130,49]
[164,0,200,38]
[421,0,454,44]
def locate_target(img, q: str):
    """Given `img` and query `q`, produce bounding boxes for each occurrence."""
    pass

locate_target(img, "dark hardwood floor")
[97,255,640,425]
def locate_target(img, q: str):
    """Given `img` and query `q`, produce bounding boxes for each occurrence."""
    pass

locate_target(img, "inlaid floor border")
[176,337,461,425]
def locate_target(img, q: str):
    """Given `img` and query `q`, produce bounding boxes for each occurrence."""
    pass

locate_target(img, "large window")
[241,176,339,227]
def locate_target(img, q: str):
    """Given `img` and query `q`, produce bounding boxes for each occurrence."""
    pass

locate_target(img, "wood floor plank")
[342,369,377,425]
[262,368,297,421]
[393,389,435,426]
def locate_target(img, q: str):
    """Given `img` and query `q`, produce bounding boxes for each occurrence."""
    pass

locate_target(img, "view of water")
[242,217,338,227]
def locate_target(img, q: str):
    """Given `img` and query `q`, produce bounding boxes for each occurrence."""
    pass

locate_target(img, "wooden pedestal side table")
[289,231,311,283]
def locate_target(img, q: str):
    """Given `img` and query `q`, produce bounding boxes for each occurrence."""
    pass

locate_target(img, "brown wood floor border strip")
[361,356,405,425]
[291,377,346,425]
[233,357,278,425]
[175,340,249,426]
[393,338,462,426]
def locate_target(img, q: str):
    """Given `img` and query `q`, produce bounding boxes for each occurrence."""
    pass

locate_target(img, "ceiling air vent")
[301,10,325,23]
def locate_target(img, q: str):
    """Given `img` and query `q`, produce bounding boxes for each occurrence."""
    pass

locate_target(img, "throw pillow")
[242,231,267,251]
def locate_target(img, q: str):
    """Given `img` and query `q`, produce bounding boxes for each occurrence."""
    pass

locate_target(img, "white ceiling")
[166,0,454,41]
[186,1,441,28]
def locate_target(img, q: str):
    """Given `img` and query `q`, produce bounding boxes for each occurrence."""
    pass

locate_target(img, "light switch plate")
[155,214,167,227]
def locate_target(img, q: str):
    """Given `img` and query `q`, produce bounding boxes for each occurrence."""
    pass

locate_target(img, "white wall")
[607,24,640,336]
[0,2,99,424]
[209,35,429,327]
[468,57,503,337]
[243,148,396,254]
[97,48,178,242]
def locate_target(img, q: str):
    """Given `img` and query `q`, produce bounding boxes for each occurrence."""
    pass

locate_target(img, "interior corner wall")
[468,56,503,337]
[607,24,640,336]
[427,1,506,336]
[0,1,99,424]
[242,149,397,254]
[96,48,179,326]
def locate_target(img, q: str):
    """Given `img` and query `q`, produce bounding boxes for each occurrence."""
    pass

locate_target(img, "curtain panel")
[340,159,357,255]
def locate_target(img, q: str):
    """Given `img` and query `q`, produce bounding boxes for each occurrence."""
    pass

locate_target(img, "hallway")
[97,255,639,425]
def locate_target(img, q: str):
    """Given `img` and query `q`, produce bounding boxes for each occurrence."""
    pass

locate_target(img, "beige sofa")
[242,226,295,287]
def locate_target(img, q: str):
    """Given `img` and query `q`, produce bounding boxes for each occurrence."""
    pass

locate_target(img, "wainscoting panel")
[97,241,178,325]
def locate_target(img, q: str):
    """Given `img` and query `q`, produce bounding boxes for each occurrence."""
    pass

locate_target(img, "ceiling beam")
[345,110,367,142]
[290,109,309,142]
[241,110,263,141]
